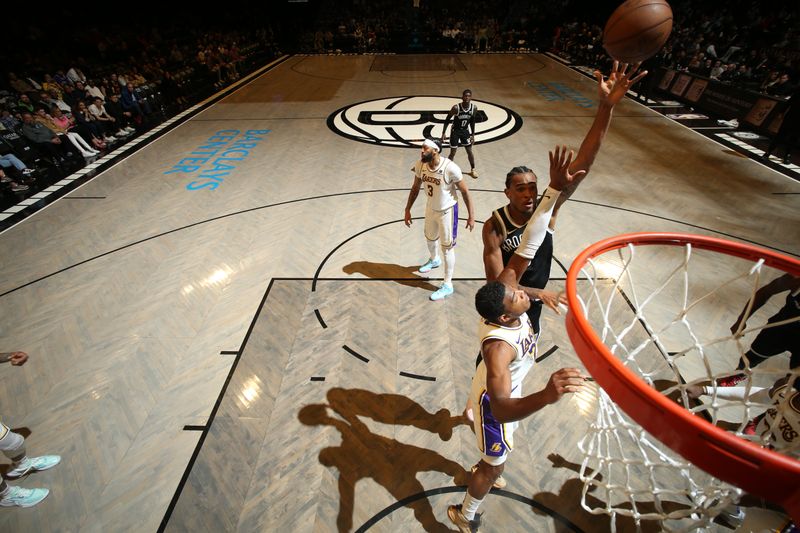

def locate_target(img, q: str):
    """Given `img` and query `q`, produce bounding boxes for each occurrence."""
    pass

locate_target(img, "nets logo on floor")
[327,96,522,148]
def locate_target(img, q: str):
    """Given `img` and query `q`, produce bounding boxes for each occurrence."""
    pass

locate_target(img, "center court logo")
[327,96,522,148]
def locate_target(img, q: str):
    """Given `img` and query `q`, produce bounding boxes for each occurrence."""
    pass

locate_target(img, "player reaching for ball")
[482,60,648,338]
[463,60,647,426]
[449,61,648,533]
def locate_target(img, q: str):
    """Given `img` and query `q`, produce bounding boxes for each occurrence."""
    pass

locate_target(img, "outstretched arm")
[732,273,800,333]
[550,61,647,230]
[484,338,584,423]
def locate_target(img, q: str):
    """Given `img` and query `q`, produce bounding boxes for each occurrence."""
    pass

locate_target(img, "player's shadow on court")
[342,261,438,291]
[298,387,469,532]
[533,454,693,533]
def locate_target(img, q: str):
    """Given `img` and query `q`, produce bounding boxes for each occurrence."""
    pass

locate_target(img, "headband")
[423,139,440,152]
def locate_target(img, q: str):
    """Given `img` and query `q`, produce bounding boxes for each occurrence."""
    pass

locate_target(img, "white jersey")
[704,383,799,455]
[470,314,538,401]
[412,156,463,212]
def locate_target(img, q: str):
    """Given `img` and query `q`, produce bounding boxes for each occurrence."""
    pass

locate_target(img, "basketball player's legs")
[447,147,459,161]
[449,390,512,529]
[0,422,60,507]
[430,204,458,301]
[722,325,798,385]
[419,210,442,273]
[464,144,477,177]
[745,326,799,368]
[0,424,26,464]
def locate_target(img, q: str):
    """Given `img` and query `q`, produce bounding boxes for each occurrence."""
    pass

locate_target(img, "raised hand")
[548,145,587,191]
[542,368,586,404]
[538,289,568,314]
[594,60,648,107]
[685,384,705,400]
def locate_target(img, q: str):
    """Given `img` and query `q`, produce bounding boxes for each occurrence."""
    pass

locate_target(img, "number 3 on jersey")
[426,184,434,196]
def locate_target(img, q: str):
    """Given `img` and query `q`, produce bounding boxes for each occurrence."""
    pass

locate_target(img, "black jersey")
[452,102,476,132]
[491,205,554,331]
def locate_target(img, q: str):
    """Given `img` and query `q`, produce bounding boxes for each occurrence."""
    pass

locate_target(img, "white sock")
[443,247,455,284]
[461,492,484,520]
[426,239,439,262]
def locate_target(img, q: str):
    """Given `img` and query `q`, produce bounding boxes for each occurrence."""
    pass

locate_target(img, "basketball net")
[568,234,799,531]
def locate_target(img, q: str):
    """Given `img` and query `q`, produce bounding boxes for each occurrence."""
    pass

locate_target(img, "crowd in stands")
[2,1,797,210]
[294,0,562,54]
[555,0,798,97]
[294,0,798,100]
[1,21,279,210]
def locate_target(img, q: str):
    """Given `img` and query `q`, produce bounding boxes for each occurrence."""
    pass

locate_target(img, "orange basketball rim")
[565,232,800,520]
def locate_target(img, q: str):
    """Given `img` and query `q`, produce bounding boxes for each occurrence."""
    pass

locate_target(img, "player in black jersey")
[483,167,562,335]
[483,61,648,335]
[454,60,650,533]
[441,89,479,178]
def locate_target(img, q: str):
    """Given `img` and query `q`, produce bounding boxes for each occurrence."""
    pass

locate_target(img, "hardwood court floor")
[0,54,797,532]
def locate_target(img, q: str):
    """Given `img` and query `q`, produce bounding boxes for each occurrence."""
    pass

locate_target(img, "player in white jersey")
[448,145,588,533]
[687,376,799,455]
[404,138,475,301]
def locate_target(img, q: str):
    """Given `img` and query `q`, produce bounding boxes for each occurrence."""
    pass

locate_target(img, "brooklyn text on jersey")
[327,96,522,148]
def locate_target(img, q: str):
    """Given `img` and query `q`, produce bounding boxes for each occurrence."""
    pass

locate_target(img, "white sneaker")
[430,283,454,301]
[0,486,49,508]
[124,127,135,133]
[5,455,61,479]
[418,257,441,273]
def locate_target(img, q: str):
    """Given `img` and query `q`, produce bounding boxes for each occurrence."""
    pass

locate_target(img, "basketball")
[603,0,673,63]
